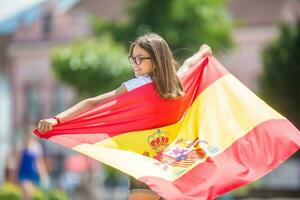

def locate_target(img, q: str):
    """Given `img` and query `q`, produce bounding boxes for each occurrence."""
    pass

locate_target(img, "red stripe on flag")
[139,119,300,200]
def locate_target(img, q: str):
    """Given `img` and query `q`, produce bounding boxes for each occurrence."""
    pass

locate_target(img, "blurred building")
[0,0,79,184]
[0,0,127,189]
[1,0,128,136]
[224,0,300,91]
[0,2,132,199]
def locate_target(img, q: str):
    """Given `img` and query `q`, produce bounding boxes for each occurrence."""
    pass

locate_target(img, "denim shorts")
[128,176,152,192]
[128,176,165,199]
[128,176,164,200]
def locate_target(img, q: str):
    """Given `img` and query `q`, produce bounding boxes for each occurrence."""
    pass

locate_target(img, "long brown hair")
[129,33,185,99]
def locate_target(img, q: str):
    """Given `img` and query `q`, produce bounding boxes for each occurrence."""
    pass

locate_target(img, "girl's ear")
[151,62,156,70]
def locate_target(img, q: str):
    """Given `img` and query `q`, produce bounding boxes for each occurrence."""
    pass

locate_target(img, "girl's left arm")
[177,44,212,75]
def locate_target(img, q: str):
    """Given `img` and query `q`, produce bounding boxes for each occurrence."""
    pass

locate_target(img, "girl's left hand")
[199,44,212,56]
[182,44,212,68]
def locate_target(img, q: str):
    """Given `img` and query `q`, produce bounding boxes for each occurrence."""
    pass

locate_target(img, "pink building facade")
[8,0,126,133]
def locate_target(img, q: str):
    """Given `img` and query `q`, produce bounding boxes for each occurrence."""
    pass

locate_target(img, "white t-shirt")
[122,65,188,92]
[123,75,153,91]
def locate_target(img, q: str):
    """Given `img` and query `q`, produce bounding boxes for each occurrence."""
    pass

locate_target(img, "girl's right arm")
[38,84,127,133]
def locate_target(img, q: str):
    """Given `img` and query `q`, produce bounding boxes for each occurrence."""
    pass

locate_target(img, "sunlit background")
[0,0,299,199]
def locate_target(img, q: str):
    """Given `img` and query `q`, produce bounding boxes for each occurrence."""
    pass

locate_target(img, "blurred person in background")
[16,124,49,200]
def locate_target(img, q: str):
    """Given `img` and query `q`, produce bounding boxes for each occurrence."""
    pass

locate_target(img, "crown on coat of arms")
[147,129,169,153]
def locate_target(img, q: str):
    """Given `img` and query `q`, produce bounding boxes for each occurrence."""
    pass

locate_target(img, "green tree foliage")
[52,35,131,97]
[260,22,300,128]
[91,0,233,59]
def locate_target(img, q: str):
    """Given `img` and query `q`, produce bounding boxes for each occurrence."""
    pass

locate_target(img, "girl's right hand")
[38,118,58,133]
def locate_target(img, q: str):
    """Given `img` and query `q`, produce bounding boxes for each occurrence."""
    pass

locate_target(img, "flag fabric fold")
[34,56,300,200]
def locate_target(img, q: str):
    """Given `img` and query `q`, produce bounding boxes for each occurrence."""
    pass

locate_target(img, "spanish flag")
[34,56,300,200]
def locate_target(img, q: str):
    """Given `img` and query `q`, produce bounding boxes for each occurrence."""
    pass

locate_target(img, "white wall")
[0,75,12,183]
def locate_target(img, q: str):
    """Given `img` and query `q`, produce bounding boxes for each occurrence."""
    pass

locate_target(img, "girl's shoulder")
[122,75,152,92]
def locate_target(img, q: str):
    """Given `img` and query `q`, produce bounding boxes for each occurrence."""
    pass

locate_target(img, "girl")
[38,33,212,200]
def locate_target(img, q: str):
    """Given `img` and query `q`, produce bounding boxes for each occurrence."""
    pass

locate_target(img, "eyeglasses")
[128,56,151,65]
